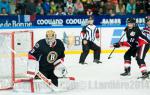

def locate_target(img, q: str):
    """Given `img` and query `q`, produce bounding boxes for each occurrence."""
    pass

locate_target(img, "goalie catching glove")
[54,59,68,77]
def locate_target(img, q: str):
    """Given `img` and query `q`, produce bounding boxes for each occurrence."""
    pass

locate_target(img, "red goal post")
[0,30,34,90]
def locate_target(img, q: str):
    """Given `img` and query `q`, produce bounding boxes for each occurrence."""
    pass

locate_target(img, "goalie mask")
[46,30,56,47]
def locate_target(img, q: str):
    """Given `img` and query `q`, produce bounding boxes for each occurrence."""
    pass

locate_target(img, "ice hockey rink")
[0,53,150,95]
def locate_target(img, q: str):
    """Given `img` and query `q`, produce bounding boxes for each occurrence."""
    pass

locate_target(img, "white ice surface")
[0,53,150,95]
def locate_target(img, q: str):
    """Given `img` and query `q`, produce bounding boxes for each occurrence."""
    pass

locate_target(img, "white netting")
[14,32,33,78]
[0,31,33,90]
[14,78,75,93]
[14,79,53,93]
[0,34,12,89]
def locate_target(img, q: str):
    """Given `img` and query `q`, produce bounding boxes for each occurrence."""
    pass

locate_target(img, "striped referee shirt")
[80,25,99,41]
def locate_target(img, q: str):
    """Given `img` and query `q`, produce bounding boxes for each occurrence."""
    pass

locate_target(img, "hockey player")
[79,16,102,64]
[113,18,150,79]
[143,16,150,36]
[27,30,67,86]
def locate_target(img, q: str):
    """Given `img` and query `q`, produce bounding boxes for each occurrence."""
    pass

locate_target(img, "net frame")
[0,31,34,90]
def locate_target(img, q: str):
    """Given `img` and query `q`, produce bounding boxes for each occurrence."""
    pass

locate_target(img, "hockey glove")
[54,59,68,77]
[113,43,120,48]
[54,64,68,77]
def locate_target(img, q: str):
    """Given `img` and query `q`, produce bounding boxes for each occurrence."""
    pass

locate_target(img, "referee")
[79,16,102,64]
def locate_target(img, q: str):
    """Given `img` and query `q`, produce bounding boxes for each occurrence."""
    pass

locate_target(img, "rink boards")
[0,26,148,55]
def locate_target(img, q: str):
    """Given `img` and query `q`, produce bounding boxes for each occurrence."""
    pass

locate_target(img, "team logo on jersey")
[47,51,58,64]
[130,31,135,36]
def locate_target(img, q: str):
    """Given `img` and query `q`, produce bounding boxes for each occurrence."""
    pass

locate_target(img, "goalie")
[27,30,67,86]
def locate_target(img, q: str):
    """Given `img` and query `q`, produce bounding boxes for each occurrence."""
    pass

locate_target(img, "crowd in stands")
[0,0,149,16]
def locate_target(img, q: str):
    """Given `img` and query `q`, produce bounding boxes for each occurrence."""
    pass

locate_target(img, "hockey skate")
[79,62,88,65]
[120,67,130,76]
[138,72,149,80]
[93,59,102,64]
[120,72,131,76]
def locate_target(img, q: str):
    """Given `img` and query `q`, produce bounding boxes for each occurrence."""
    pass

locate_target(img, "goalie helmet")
[46,30,56,47]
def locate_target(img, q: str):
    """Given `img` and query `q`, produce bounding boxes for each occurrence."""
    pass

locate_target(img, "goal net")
[0,31,33,90]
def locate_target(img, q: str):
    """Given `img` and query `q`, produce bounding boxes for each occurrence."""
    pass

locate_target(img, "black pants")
[79,40,101,63]
[136,44,150,67]
[40,69,58,86]
[124,44,149,67]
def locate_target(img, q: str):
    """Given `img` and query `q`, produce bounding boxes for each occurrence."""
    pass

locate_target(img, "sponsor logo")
[37,19,63,26]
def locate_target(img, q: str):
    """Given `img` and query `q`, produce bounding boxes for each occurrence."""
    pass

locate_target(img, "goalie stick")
[36,71,65,92]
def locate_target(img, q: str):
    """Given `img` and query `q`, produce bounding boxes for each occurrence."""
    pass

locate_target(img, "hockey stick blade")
[108,56,112,59]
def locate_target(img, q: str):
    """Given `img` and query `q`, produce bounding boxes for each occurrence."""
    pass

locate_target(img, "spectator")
[144,0,150,14]
[66,6,75,15]
[48,9,55,15]
[0,0,147,15]
[97,7,104,15]
[65,0,74,8]
[56,0,64,8]
[36,2,44,15]
[24,0,36,15]
[121,0,129,6]
[41,0,51,15]
[64,0,75,14]
[116,0,126,15]
[50,1,57,13]
[0,0,11,14]
[108,9,116,16]
[105,0,116,15]
[86,8,93,15]
[55,7,66,15]
[74,0,84,14]
[0,7,8,15]
[112,0,118,5]
[92,0,100,15]
[97,1,106,15]
[15,9,21,15]
[15,0,25,15]
[84,0,94,12]
[126,0,136,14]
[64,0,74,12]
[136,0,145,14]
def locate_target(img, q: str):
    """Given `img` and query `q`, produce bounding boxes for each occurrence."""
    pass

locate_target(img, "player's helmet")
[46,30,56,47]
[127,18,136,23]
[88,16,94,25]
[145,16,150,23]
